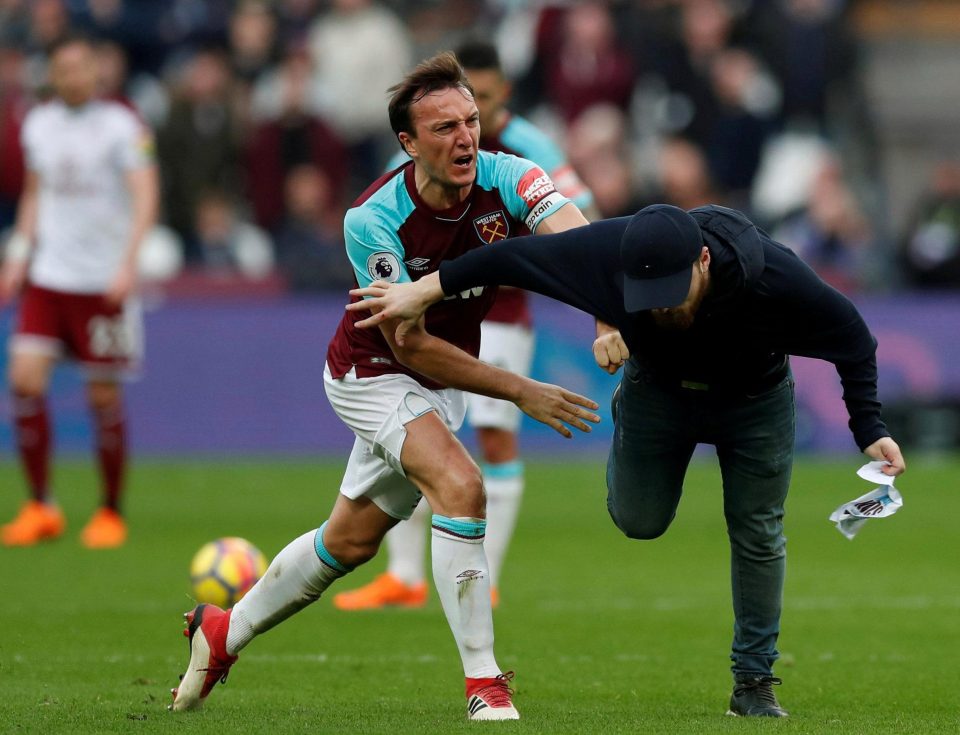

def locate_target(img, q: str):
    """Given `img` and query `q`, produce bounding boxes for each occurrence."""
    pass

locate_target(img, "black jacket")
[440,205,888,450]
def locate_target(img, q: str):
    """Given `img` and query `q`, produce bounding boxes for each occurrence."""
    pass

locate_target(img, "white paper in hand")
[829,463,903,540]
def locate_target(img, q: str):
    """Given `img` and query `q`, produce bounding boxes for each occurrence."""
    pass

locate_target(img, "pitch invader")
[170,52,600,720]
[0,34,159,548]
[335,40,602,612]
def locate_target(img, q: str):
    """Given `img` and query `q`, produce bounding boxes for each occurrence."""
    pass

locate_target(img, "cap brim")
[623,267,693,313]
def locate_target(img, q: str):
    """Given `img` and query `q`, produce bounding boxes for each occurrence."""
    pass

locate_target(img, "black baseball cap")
[620,204,703,312]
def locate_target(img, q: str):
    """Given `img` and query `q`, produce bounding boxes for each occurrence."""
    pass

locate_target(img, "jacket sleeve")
[439,216,629,326]
[762,245,889,450]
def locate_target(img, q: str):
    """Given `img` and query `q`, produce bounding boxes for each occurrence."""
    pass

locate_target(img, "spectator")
[751,0,859,133]
[566,104,643,218]
[193,190,274,279]
[657,136,720,211]
[23,0,70,91]
[307,0,412,190]
[246,46,348,232]
[274,164,353,292]
[94,39,169,128]
[0,40,30,228]
[773,155,873,294]
[157,48,243,259]
[900,161,960,289]
[542,1,635,124]
[228,0,278,86]
[704,47,780,203]
[71,0,169,75]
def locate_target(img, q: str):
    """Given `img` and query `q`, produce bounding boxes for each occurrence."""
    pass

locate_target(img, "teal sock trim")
[314,521,349,573]
[480,460,524,480]
[431,514,486,540]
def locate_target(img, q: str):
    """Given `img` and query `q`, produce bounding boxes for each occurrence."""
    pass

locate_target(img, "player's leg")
[79,379,128,548]
[399,411,518,719]
[715,376,795,717]
[2,284,64,546]
[474,427,521,606]
[468,321,534,605]
[172,486,400,712]
[332,496,430,610]
[69,294,141,548]
[228,491,399,653]
[605,362,697,539]
[2,350,62,545]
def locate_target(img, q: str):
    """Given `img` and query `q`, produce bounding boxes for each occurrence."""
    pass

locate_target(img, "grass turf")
[0,455,957,734]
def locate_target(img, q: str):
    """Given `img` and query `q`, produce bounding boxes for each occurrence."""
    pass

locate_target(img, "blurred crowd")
[1,0,957,294]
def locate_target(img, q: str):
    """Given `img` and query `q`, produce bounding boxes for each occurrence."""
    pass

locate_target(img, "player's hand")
[348,274,444,346]
[593,329,629,374]
[515,379,600,438]
[0,259,29,304]
[863,437,906,477]
[105,262,137,306]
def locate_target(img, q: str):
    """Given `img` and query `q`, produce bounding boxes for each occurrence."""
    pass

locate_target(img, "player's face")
[651,253,710,331]
[50,42,98,107]
[405,86,480,195]
[464,68,509,134]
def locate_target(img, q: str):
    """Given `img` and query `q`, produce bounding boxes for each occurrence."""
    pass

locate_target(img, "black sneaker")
[726,676,789,717]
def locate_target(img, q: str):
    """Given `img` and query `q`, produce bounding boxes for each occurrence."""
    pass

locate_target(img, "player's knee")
[9,365,46,397]
[607,502,673,540]
[729,526,785,562]
[429,460,485,516]
[86,382,122,412]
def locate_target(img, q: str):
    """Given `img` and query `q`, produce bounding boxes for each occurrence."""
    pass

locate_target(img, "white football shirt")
[22,99,154,293]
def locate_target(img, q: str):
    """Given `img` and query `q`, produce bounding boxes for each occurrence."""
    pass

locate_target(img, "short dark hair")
[387,51,473,140]
[454,40,502,73]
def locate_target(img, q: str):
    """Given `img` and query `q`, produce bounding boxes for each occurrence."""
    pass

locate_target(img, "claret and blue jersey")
[326,149,570,390]
[384,113,593,327]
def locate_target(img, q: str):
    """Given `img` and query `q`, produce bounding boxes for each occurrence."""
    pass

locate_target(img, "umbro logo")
[456,569,483,580]
[404,257,431,271]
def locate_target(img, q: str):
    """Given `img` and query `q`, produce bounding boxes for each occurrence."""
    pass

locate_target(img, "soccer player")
[334,40,598,611]
[0,35,158,549]
[347,203,907,718]
[170,52,599,720]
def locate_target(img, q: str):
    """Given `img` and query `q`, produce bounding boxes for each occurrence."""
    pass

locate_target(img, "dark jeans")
[606,359,796,677]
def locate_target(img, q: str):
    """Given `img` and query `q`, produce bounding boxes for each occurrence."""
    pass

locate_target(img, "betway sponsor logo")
[517,167,556,207]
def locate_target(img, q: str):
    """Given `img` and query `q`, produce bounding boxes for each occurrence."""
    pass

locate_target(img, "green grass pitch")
[1,455,957,734]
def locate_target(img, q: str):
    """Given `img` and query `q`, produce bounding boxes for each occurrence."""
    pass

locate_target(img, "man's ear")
[399,132,416,158]
[700,246,711,272]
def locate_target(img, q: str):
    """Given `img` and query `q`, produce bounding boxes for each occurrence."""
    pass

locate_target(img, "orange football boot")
[80,507,127,548]
[1,501,65,546]
[332,572,428,610]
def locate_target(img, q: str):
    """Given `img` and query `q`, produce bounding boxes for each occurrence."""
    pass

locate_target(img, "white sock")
[226,523,347,655]
[431,514,500,679]
[386,498,430,585]
[481,462,524,589]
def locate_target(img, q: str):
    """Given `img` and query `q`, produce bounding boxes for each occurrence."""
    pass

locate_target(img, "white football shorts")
[323,363,466,520]
[466,321,535,432]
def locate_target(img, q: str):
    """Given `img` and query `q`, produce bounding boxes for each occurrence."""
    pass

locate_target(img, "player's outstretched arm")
[377,315,600,438]
[348,272,445,345]
[863,437,906,477]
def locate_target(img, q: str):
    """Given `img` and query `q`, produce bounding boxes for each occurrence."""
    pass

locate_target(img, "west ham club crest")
[473,210,509,244]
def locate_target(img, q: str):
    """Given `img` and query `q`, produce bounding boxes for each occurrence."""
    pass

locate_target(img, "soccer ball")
[190,537,268,608]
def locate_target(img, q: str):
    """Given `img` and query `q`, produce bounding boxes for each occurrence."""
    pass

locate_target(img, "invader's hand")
[863,437,906,477]
[348,274,445,346]
[593,328,629,375]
